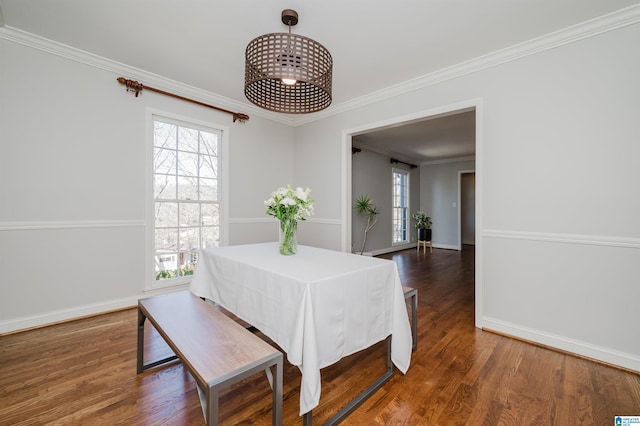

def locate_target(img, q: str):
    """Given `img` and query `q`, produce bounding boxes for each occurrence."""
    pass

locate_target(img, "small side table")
[417,240,432,253]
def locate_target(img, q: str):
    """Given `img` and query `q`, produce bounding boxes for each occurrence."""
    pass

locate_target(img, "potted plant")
[354,195,380,255]
[412,211,432,241]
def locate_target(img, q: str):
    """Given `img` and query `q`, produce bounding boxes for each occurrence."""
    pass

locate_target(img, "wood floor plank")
[1,246,639,425]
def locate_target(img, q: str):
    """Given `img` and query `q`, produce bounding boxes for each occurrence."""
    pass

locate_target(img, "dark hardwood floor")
[1,246,639,425]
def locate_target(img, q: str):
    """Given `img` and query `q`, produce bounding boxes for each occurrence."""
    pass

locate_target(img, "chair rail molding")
[483,229,640,250]
[0,219,145,232]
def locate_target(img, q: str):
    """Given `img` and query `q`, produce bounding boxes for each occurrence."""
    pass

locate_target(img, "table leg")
[302,336,393,425]
[137,308,146,374]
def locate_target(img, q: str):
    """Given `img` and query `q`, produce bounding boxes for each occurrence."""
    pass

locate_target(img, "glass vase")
[279,219,297,255]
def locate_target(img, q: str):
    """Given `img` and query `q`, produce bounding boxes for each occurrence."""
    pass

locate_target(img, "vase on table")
[279,219,297,255]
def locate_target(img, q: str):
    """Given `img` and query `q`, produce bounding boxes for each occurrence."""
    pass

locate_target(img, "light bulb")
[282,78,297,85]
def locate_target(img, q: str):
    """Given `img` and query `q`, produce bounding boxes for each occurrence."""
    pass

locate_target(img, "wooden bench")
[137,291,283,425]
[403,286,418,351]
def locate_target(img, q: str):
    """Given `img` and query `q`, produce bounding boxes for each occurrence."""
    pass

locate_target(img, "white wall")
[420,160,476,249]
[351,148,419,254]
[0,35,294,331]
[293,21,640,371]
[2,12,639,373]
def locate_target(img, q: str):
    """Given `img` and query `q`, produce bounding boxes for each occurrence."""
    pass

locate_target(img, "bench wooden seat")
[403,286,418,351]
[137,291,283,425]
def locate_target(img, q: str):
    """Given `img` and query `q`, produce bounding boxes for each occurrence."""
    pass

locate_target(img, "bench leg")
[206,386,219,425]
[137,306,179,373]
[272,357,283,426]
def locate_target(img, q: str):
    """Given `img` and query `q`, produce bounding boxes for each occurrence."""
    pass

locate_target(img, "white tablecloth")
[189,242,412,415]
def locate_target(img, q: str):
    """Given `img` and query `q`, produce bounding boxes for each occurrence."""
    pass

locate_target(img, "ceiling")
[352,109,476,165]
[1,0,637,163]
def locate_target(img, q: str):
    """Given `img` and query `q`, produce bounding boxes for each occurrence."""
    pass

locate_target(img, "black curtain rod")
[390,158,417,169]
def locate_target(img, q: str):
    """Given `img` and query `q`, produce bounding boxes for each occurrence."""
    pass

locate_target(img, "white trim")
[433,243,460,251]
[391,167,410,245]
[365,243,416,257]
[483,317,640,373]
[483,229,640,249]
[0,285,189,335]
[342,98,484,328]
[0,220,144,231]
[457,170,476,251]
[145,109,229,291]
[474,102,484,328]
[342,131,352,253]
[229,217,342,226]
[294,3,640,126]
[0,26,293,126]
[2,5,639,129]
[422,156,476,166]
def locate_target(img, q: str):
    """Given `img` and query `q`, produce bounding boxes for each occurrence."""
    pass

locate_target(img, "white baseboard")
[434,243,460,250]
[365,242,461,256]
[0,284,190,334]
[483,317,640,373]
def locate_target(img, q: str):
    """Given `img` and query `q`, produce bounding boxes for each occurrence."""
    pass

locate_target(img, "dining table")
[189,242,412,423]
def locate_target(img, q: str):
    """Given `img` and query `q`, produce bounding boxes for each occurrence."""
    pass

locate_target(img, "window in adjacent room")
[152,116,222,285]
[392,169,409,244]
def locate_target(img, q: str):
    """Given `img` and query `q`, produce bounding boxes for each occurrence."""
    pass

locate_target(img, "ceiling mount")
[244,9,333,114]
[281,9,298,26]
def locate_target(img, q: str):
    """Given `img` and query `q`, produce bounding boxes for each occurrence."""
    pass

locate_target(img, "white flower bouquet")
[265,185,314,255]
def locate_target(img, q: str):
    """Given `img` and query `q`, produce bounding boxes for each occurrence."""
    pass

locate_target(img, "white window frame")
[145,109,228,290]
[392,168,410,245]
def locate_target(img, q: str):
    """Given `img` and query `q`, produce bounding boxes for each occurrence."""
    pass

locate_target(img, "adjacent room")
[1,1,639,424]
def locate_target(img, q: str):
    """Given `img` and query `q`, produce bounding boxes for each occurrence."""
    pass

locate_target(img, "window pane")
[154,148,176,174]
[155,252,177,279]
[155,202,178,227]
[179,202,200,226]
[177,175,198,200]
[179,227,200,251]
[178,127,199,153]
[177,251,198,276]
[154,174,176,199]
[202,226,218,248]
[154,122,176,149]
[155,228,177,251]
[199,155,217,178]
[201,204,219,225]
[199,178,217,201]
[200,132,218,156]
[177,151,199,177]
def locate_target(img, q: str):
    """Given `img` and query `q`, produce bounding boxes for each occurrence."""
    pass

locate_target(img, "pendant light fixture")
[244,9,333,114]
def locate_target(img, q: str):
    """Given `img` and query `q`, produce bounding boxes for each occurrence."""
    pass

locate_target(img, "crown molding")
[2,3,639,129]
[420,156,476,167]
[0,26,296,127]
[293,3,640,127]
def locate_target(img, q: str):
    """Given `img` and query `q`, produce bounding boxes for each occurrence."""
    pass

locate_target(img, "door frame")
[458,170,476,249]
[341,97,484,328]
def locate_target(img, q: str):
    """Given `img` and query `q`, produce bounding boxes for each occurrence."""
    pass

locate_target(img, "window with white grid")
[392,169,409,244]
[152,116,221,284]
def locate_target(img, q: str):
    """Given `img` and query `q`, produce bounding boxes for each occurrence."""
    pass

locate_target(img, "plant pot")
[417,228,432,241]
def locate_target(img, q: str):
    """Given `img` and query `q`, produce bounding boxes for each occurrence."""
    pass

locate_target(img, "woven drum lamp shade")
[245,10,332,114]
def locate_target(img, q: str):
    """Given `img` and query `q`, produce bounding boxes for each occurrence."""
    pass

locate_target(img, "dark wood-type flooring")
[1,246,639,425]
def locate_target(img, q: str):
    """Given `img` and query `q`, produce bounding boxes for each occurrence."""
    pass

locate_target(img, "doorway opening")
[342,98,483,327]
